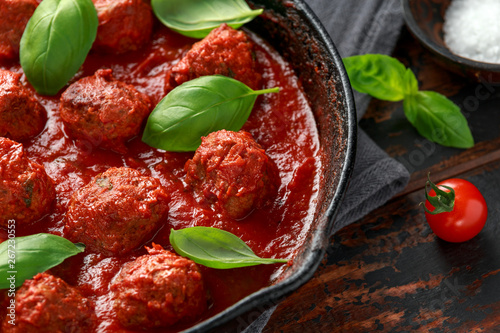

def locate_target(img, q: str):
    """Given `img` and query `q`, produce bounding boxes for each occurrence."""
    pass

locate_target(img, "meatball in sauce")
[64,167,170,256]
[60,68,152,154]
[0,69,46,141]
[167,23,261,91]
[185,130,280,219]
[0,137,55,227]
[0,0,38,61]
[111,244,207,330]
[2,273,95,333]
[92,0,153,54]
[0,4,322,331]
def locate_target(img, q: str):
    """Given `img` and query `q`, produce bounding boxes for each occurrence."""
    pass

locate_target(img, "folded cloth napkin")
[319,0,411,232]
[241,0,411,331]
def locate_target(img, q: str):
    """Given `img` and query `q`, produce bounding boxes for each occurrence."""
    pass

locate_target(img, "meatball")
[185,130,280,219]
[0,0,38,61]
[111,244,206,329]
[0,69,46,141]
[92,0,153,54]
[64,167,170,256]
[167,24,261,91]
[0,137,55,227]
[60,69,151,154]
[2,273,95,333]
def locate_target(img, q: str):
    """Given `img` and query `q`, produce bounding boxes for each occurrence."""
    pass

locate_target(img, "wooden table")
[261,27,500,332]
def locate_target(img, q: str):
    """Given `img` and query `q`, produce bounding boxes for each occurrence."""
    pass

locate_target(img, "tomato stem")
[423,173,455,215]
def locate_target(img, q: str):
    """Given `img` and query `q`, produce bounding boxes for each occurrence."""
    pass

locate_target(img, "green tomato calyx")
[423,173,455,215]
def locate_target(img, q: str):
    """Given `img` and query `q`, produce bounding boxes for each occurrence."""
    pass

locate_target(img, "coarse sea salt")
[443,0,500,64]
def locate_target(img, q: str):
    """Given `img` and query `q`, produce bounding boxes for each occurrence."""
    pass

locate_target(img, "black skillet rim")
[185,0,357,331]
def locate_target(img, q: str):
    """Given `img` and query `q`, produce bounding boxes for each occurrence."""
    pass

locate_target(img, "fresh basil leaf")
[152,0,263,38]
[404,66,419,95]
[20,0,98,95]
[142,75,279,152]
[169,227,289,269]
[403,91,474,149]
[345,54,474,149]
[343,54,416,101]
[0,233,85,289]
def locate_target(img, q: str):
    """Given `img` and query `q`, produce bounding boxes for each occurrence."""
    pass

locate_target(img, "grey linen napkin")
[322,0,410,232]
[241,0,410,331]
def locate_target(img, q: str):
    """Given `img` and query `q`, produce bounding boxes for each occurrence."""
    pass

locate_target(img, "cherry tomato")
[424,177,487,243]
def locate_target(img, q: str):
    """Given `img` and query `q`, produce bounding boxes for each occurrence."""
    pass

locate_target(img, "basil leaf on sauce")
[142,75,279,152]
[20,0,98,96]
[404,91,474,149]
[152,0,263,38]
[0,233,85,289]
[169,227,289,269]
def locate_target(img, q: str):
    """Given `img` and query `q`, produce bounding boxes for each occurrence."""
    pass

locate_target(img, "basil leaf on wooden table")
[343,54,417,101]
[152,0,263,38]
[343,53,474,149]
[404,91,474,149]
[142,75,279,152]
[0,233,85,289]
[20,0,98,96]
[169,227,289,269]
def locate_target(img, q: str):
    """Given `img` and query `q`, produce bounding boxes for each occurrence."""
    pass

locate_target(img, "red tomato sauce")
[0,23,322,332]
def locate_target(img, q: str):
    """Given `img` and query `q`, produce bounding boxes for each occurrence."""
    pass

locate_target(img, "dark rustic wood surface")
[262,27,500,332]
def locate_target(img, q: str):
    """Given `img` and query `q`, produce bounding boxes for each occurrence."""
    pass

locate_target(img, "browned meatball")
[167,24,261,91]
[111,244,206,329]
[2,273,95,333]
[0,137,55,227]
[60,69,151,154]
[0,69,46,141]
[0,0,38,61]
[64,167,170,256]
[92,0,153,54]
[185,130,280,219]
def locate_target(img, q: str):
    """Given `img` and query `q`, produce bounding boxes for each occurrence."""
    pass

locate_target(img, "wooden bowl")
[401,0,500,84]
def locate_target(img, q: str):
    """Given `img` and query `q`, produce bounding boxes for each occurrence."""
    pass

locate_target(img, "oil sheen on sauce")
[0,24,322,332]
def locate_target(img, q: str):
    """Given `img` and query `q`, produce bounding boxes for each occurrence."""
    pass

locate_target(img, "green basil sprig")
[344,54,416,101]
[170,227,289,269]
[142,75,279,152]
[404,91,474,149]
[20,0,98,96]
[343,54,474,149]
[152,0,263,38]
[0,233,85,289]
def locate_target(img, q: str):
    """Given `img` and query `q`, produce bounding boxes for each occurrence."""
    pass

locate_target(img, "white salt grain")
[443,0,500,64]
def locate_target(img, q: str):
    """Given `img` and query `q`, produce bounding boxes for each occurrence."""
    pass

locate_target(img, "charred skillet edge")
[185,0,356,332]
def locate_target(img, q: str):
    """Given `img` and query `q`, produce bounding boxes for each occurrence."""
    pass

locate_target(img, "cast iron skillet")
[186,0,357,331]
